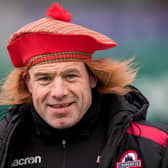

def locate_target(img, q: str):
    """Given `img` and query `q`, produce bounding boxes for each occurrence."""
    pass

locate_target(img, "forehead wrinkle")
[29,62,86,77]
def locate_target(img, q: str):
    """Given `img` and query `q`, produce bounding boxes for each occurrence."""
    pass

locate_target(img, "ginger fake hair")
[0,58,137,105]
[85,58,137,94]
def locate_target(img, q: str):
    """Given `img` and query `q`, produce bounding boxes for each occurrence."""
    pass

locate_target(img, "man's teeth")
[51,103,71,108]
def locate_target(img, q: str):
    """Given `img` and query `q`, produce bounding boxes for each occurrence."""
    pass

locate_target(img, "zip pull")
[62,139,67,168]
[62,139,66,150]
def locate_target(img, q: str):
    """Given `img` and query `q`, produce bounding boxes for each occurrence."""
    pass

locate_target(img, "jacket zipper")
[62,139,67,168]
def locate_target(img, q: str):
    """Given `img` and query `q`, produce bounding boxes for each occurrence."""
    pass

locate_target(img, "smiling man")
[0,3,168,168]
[27,62,97,129]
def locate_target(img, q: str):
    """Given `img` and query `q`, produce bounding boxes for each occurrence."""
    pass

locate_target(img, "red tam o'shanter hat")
[7,3,117,68]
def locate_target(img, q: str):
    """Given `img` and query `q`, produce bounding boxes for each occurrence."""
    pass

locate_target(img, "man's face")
[26,62,97,129]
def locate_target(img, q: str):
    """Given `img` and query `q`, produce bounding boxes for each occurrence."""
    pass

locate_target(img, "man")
[0,3,168,168]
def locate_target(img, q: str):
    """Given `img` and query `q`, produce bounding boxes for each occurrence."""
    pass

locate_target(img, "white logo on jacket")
[11,156,41,167]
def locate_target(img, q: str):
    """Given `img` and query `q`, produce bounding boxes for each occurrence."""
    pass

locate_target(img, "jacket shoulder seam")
[126,122,168,148]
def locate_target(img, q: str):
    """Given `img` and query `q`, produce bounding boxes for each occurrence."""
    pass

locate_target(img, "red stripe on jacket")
[126,122,168,148]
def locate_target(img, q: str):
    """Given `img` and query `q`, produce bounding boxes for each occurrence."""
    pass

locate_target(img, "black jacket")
[0,88,168,168]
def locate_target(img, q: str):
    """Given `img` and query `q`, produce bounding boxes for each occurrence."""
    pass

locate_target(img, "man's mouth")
[49,103,73,108]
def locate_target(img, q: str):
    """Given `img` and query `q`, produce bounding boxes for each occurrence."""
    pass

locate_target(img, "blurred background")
[0,0,168,123]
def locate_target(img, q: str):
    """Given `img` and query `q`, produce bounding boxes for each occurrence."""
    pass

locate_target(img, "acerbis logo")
[116,150,142,168]
[11,156,41,167]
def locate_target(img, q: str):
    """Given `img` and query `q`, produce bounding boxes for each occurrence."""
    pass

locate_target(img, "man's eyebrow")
[62,68,81,75]
[33,72,51,77]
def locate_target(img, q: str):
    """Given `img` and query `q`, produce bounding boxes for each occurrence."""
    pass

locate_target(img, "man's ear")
[89,74,97,88]
[23,72,32,93]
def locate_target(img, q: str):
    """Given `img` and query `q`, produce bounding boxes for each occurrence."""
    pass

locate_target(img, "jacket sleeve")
[161,138,168,168]
[126,121,168,168]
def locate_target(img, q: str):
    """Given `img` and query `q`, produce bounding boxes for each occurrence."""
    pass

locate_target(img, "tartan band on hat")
[26,51,92,67]
[7,3,117,68]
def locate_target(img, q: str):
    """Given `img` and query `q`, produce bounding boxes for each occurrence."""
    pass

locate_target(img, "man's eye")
[66,74,78,80]
[36,76,52,85]
[38,77,51,81]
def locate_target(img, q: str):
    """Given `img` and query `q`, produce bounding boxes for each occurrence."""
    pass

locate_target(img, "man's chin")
[49,120,76,129]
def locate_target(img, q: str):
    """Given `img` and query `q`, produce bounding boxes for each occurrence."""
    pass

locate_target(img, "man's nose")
[50,78,68,99]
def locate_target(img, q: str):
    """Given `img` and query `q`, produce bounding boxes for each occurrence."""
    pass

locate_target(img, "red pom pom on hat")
[47,3,72,22]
